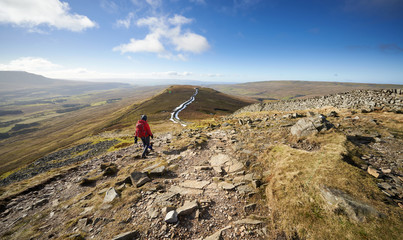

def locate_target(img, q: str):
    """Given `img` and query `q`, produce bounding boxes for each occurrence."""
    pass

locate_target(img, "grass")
[259,126,402,239]
[0,86,164,177]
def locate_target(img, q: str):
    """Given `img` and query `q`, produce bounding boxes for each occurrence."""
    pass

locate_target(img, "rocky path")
[170,88,199,126]
[0,127,268,239]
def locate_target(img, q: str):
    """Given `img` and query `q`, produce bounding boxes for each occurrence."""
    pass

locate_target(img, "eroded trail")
[0,127,268,240]
[170,88,199,126]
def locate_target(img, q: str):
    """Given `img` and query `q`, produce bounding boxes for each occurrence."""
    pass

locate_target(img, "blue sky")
[0,0,402,84]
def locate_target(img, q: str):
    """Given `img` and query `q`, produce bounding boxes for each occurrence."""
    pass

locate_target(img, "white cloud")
[113,33,165,53]
[146,0,162,8]
[114,14,210,58]
[0,57,207,80]
[172,32,209,53]
[0,0,97,32]
[0,57,61,71]
[116,12,135,28]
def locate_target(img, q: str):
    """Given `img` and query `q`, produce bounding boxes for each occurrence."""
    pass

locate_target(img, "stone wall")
[235,89,403,114]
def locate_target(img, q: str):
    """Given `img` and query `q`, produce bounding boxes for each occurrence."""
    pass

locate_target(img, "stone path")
[0,128,269,239]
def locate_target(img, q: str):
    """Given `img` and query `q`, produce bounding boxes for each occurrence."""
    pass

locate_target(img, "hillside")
[0,88,401,239]
[211,81,403,101]
[102,85,254,131]
[0,71,131,101]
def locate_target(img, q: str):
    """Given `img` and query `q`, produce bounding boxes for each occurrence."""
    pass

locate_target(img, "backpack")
[136,121,147,138]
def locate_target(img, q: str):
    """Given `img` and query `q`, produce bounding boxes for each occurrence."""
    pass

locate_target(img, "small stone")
[103,187,119,203]
[164,210,178,223]
[233,218,263,225]
[112,230,140,240]
[381,168,392,174]
[244,203,257,213]
[219,182,236,190]
[367,166,380,178]
[77,218,88,229]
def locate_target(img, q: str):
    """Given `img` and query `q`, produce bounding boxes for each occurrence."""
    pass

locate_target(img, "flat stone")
[149,166,166,176]
[320,185,382,222]
[205,225,232,240]
[112,230,140,240]
[136,177,151,187]
[381,168,392,174]
[237,185,255,195]
[226,160,244,173]
[180,180,210,189]
[103,187,119,203]
[378,182,392,190]
[164,210,178,223]
[177,200,198,216]
[130,171,151,187]
[210,154,231,166]
[77,218,88,229]
[169,185,203,195]
[367,166,380,178]
[244,203,257,212]
[213,166,223,174]
[218,182,236,190]
[233,218,263,225]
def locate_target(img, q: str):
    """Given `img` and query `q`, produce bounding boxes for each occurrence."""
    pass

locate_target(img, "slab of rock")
[237,185,255,195]
[112,230,140,240]
[213,166,224,174]
[210,154,231,166]
[103,187,119,203]
[320,185,382,222]
[233,218,263,225]
[169,185,203,195]
[180,180,210,189]
[204,225,232,240]
[164,210,178,223]
[130,171,151,187]
[367,166,380,178]
[177,200,198,216]
[218,182,236,190]
[226,160,244,173]
[149,166,166,176]
[291,114,333,137]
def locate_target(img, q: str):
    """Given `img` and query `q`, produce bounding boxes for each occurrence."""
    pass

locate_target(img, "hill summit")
[0,88,402,240]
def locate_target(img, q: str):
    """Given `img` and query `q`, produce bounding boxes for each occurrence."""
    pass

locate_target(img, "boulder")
[291,115,333,137]
[177,200,198,216]
[130,171,151,187]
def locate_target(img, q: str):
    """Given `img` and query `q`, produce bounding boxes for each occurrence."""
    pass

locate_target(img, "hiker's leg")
[144,136,151,154]
[141,137,148,158]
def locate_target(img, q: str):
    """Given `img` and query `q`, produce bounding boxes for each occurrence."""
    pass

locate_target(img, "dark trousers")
[141,136,151,157]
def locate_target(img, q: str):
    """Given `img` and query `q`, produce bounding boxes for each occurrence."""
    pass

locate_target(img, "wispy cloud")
[189,0,206,5]
[379,44,403,53]
[0,57,221,81]
[0,0,97,32]
[116,13,135,28]
[343,0,403,18]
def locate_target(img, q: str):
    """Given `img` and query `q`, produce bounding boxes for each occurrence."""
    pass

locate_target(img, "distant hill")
[211,81,403,101]
[0,71,132,99]
[102,85,254,131]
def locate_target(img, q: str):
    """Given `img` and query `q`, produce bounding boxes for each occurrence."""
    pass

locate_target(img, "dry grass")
[261,132,402,239]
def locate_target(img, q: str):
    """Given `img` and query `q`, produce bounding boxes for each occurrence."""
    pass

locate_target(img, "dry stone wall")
[235,89,403,114]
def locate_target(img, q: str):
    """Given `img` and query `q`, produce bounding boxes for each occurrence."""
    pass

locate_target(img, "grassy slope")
[0,87,164,176]
[212,81,403,100]
[102,85,254,131]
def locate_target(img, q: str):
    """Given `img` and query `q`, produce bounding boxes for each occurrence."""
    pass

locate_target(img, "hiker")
[134,115,153,158]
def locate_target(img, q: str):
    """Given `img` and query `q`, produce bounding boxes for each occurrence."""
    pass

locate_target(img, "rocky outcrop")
[235,89,403,114]
[291,114,333,137]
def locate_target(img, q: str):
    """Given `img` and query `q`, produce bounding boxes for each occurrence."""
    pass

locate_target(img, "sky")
[0,0,402,84]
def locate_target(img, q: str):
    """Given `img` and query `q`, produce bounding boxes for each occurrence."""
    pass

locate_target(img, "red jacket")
[135,120,152,137]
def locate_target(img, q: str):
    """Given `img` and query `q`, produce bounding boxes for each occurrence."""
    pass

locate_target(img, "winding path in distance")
[170,88,199,126]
